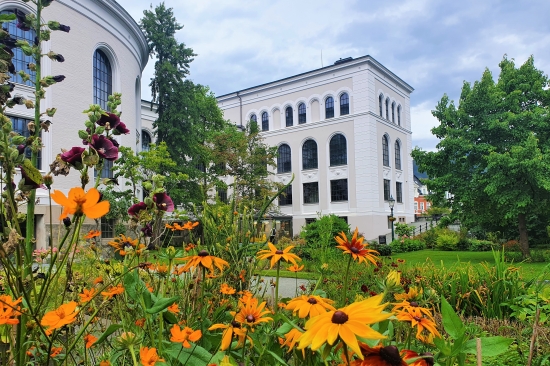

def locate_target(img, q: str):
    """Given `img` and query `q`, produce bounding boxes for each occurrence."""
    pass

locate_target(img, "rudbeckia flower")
[51,187,110,220]
[177,250,229,274]
[351,344,408,366]
[234,297,272,329]
[256,243,301,269]
[208,321,251,350]
[139,347,164,366]
[285,295,336,319]
[169,324,202,348]
[335,228,379,266]
[401,350,435,366]
[41,301,79,336]
[281,328,303,353]
[298,294,391,359]
[396,308,440,340]
[220,283,236,295]
[288,264,304,272]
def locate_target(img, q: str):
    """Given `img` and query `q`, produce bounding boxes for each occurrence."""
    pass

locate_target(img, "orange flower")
[396,307,440,340]
[84,334,97,349]
[135,318,146,327]
[239,270,246,282]
[394,286,422,302]
[93,277,104,285]
[100,361,111,366]
[208,322,251,350]
[170,324,202,348]
[139,346,164,366]
[0,294,22,325]
[177,250,229,273]
[181,221,199,230]
[401,350,435,366]
[281,328,303,353]
[101,284,124,299]
[220,283,236,295]
[79,288,97,303]
[351,344,408,366]
[51,187,109,220]
[256,243,301,268]
[108,234,144,256]
[41,301,79,336]
[50,346,63,358]
[285,295,336,318]
[238,290,254,303]
[234,297,272,328]
[392,301,434,321]
[167,303,180,314]
[288,264,304,272]
[146,283,154,293]
[185,243,196,252]
[85,230,101,239]
[335,228,378,266]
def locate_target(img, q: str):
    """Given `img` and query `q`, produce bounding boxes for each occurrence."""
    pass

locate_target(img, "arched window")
[302,139,318,170]
[329,134,347,166]
[385,98,390,120]
[325,96,334,119]
[93,49,113,110]
[340,93,349,115]
[250,114,257,123]
[298,103,306,124]
[285,106,293,127]
[142,130,152,152]
[379,94,384,117]
[397,106,401,126]
[261,112,269,131]
[395,140,402,170]
[392,102,396,123]
[382,135,390,167]
[277,144,291,173]
[1,9,36,86]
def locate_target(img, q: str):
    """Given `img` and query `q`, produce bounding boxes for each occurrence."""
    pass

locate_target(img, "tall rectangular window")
[279,185,292,206]
[1,10,36,86]
[10,116,41,169]
[303,182,319,204]
[414,202,418,211]
[217,188,228,204]
[396,182,403,203]
[330,179,348,202]
[101,218,115,238]
[420,202,424,210]
[383,179,391,201]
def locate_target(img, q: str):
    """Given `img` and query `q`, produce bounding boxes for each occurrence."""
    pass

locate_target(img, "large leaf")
[94,324,123,345]
[21,158,43,184]
[146,296,180,314]
[165,342,212,365]
[441,297,465,340]
[463,336,513,357]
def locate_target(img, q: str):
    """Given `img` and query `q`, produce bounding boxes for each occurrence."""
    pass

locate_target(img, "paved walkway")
[250,276,312,299]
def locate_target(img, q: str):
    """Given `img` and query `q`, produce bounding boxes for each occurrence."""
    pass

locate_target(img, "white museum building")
[217,56,415,240]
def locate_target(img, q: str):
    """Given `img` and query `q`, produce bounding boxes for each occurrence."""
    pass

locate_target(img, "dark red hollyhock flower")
[141,222,153,237]
[53,54,64,62]
[60,146,85,167]
[14,9,31,31]
[153,192,174,212]
[17,144,26,155]
[0,36,18,49]
[128,202,147,217]
[361,284,369,293]
[52,75,65,83]
[97,113,121,130]
[90,134,118,161]
[112,121,130,135]
[109,137,119,147]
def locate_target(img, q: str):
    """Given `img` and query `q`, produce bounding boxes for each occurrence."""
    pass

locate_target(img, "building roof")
[217,55,414,99]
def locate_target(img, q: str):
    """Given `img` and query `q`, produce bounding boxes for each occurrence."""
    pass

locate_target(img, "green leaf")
[162,311,178,324]
[146,296,180,314]
[165,342,212,365]
[21,159,43,184]
[266,350,289,365]
[433,336,451,357]
[94,324,123,345]
[441,297,465,339]
[463,337,513,357]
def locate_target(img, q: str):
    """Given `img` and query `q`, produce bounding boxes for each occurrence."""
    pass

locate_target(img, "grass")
[391,250,550,281]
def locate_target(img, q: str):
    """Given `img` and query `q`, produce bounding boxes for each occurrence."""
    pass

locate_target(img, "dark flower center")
[246,315,255,323]
[413,316,422,321]
[331,311,348,324]
[231,321,241,328]
[379,345,403,365]
[410,301,419,307]
[275,250,284,255]
[421,352,435,366]
[122,241,132,249]
[198,250,209,257]
[307,297,318,305]
[350,247,360,254]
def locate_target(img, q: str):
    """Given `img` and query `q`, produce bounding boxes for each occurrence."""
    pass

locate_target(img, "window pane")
[261,112,269,131]
[330,179,348,201]
[298,103,306,124]
[379,94,383,117]
[325,97,334,119]
[278,185,292,206]
[93,49,112,110]
[142,130,152,151]
[277,144,291,173]
[396,182,403,203]
[330,134,347,166]
[285,107,293,127]
[395,141,401,170]
[1,10,36,86]
[340,93,349,115]
[382,136,390,167]
[9,116,41,169]
[217,188,228,203]
[303,182,319,204]
[383,179,391,201]
[302,139,318,170]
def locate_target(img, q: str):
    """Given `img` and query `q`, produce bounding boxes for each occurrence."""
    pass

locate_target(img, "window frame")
[141,130,152,152]
[329,134,347,166]
[325,96,334,119]
[395,140,401,170]
[101,217,115,238]
[298,103,306,124]
[278,185,293,206]
[383,179,391,201]
[382,135,390,167]
[303,182,319,204]
[93,49,113,110]
[396,182,403,203]
[217,188,228,204]
[397,106,401,126]
[340,93,349,115]
[379,94,384,117]
[302,139,318,170]
[261,112,269,131]
[330,179,348,202]
[391,102,396,123]
[385,98,390,120]
[285,106,293,127]
[277,144,292,174]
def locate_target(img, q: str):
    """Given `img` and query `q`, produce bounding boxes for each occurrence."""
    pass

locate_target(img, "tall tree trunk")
[518,213,530,259]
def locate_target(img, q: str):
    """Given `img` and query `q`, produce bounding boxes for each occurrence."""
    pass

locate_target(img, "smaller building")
[413,175,430,219]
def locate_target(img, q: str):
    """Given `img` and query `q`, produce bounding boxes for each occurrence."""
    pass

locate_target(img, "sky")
[116,0,550,151]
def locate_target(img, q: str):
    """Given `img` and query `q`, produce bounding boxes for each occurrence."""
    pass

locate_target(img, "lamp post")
[388,195,396,242]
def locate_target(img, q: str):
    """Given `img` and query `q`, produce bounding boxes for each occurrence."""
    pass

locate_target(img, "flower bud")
[46,108,57,117]
[63,217,71,227]
[27,63,36,71]
[42,174,53,188]
[24,99,34,109]
[47,51,64,62]
[48,21,70,33]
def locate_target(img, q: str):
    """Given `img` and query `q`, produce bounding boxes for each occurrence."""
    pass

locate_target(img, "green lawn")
[390,250,550,281]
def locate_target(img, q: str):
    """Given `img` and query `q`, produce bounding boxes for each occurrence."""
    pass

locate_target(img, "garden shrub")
[300,214,350,262]
[390,237,426,253]
[370,243,392,256]
[468,239,494,251]
[394,222,414,238]
[436,230,460,251]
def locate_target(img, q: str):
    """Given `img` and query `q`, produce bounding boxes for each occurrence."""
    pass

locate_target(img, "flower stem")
[274,260,281,313]
[128,344,139,366]
[341,255,353,306]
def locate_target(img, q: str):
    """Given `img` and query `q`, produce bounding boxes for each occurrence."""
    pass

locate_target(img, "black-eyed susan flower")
[256,243,301,269]
[298,294,391,358]
[350,344,408,366]
[392,301,434,321]
[234,297,272,329]
[220,283,236,295]
[285,295,335,318]
[208,321,251,350]
[401,350,435,366]
[177,250,229,273]
[288,264,304,272]
[281,328,303,353]
[396,307,440,340]
[394,286,422,302]
[335,228,378,266]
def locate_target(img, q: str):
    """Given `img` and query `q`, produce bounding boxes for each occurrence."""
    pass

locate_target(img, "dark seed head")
[246,315,255,323]
[331,311,348,324]
[421,352,434,366]
[275,250,283,255]
[307,297,318,305]
[198,250,209,257]
[231,321,241,328]
[379,345,403,365]
[410,301,419,307]
[350,246,360,254]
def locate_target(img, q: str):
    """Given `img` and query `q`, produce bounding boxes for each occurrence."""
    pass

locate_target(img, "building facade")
[217,56,415,240]
[0,0,150,247]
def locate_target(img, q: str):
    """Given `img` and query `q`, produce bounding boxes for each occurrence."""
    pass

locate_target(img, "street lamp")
[388,195,396,242]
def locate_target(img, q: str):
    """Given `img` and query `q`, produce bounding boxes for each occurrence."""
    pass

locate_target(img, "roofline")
[216,55,414,99]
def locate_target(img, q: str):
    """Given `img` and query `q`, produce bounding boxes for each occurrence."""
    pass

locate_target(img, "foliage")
[394,222,414,237]
[300,214,350,262]
[468,239,494,251]
[412,56,550,258]
[436,230,460,251]
[370,243,392,256]
[390,238,426,253]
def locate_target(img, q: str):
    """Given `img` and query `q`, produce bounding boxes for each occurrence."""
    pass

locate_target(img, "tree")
[140,5,226,207]
[412,56,550,258]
